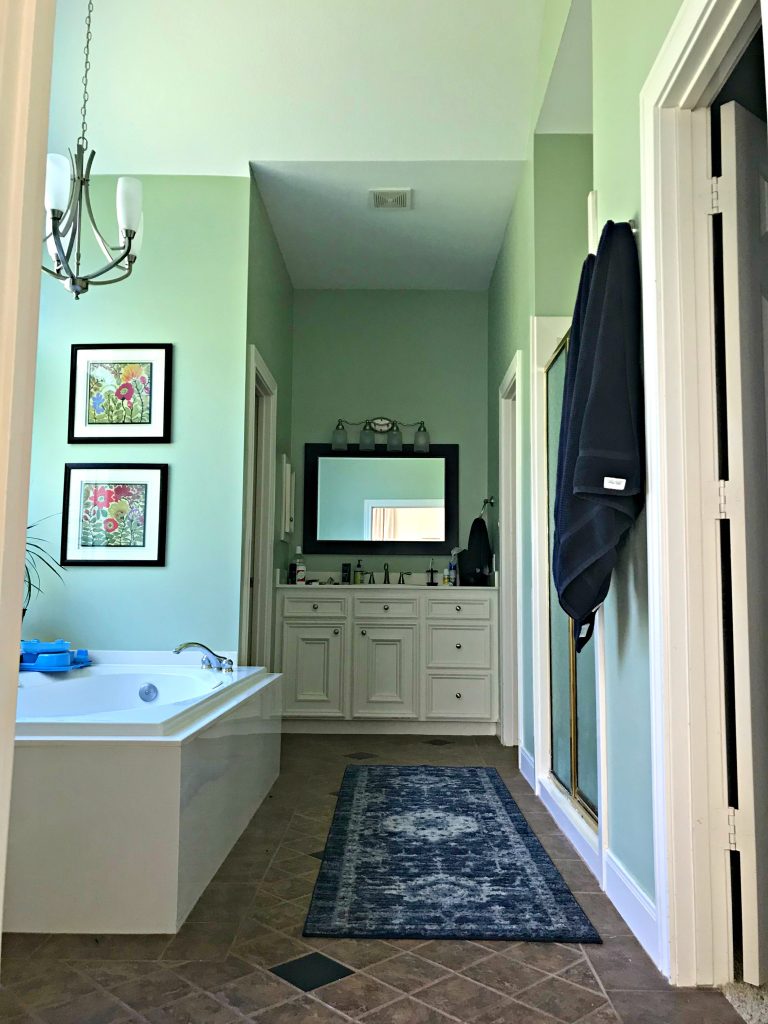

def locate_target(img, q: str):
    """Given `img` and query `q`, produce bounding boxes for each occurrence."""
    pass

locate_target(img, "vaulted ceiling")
[48,1,559,288]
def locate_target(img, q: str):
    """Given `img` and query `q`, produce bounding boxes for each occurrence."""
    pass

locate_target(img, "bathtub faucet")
[173,642,234,673]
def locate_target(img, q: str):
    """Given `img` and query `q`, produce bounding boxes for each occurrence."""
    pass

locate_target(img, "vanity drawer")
[427,597,491,621]
[353,596,419,620]
[427,674,493,720]
[283,594,347,618]
[427,624,491,669]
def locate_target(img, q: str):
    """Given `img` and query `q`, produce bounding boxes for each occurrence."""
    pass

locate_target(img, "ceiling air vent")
[369,188,413,210]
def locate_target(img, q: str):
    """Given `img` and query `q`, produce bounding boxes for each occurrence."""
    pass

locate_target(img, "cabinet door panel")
[282,623,344,717]
[353,625,417,718]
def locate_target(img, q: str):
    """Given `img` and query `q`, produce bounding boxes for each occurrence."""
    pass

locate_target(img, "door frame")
[238,344,278,668]
[529,315,606,879]
[640,0,765,985]
[0,0,57,952]
[498,351,524,747]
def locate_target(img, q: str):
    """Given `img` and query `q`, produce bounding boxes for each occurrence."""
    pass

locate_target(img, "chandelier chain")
[78,0,94,148]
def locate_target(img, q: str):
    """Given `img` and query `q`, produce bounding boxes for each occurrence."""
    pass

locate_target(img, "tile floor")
[0,735,743,1024]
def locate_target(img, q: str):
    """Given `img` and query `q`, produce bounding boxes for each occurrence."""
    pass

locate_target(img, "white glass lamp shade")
[387,422,403,452]
[359,421,376,451]
[414,421,430,453]
[44,154,71,213]
[331,420,348,451]
[116,176,143,233]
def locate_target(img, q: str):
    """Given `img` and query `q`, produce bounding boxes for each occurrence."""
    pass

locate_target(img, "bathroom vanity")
[276,584,498,734]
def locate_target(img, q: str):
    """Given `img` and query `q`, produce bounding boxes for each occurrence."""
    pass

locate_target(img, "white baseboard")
[519,746,535,789]
[537,775,601,880]
[604,849,660,967]
[282,720,498,736]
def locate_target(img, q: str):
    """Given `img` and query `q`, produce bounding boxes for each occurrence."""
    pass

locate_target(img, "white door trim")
[239,345,277,668]
[640,0,763,985]
[0,0,56,953]
[498,351,523,747]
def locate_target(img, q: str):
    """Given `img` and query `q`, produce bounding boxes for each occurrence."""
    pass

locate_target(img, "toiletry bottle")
[354,559,364,585]
[449,554,457,587]
[442,567,450,585]
[295,546,306,584]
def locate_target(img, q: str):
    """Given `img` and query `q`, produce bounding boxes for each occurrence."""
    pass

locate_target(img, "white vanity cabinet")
[276,585,499,733]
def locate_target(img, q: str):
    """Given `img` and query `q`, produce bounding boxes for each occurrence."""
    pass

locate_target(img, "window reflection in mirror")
[317,457,446,542]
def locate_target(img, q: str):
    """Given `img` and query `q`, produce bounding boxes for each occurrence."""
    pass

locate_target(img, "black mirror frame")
[302,443,459,555]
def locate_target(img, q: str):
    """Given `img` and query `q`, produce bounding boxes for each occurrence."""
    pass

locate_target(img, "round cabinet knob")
[456,692,463,699]
[312,603,319,610]
[333,629,340,636]
[456,605,462,612]
[361,629,367,636]
[383,604,390,611]
[456,643,462,650]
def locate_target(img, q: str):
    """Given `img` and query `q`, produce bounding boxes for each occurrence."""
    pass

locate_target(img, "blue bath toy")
[19,639,91,672]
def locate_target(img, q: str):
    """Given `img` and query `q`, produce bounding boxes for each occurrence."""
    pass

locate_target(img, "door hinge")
[710,176,721,214]
[716,480,728,519]
[727,806,739,851]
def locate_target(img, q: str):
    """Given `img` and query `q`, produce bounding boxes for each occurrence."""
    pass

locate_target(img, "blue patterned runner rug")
[304,765,600,942]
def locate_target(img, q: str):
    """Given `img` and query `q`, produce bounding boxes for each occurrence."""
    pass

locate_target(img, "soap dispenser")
[353,559,364,585]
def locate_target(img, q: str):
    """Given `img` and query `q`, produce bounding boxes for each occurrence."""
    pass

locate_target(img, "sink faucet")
[173,642,234,673]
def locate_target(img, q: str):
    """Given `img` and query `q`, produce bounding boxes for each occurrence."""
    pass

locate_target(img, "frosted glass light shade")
[116,176,143,232]
[387,422,403,452]
[359,422,376,451]
[331,420,348,451]
[44,154,71,212]
[414,421,430,453]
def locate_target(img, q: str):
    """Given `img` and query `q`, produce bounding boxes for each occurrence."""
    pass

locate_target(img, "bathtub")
[5,655,282,934]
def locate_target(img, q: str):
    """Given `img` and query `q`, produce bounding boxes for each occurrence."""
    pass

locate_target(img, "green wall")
[487,135,592,756]
[318,458,444,540]
[24,175,293,653]
[291,290,488,577]
[246,176,295,578]
[591,0,685,899]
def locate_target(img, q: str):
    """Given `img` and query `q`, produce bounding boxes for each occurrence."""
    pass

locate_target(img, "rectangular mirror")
[303,444,459,554]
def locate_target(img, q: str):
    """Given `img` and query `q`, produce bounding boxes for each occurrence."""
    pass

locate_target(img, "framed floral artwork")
[61,464,168,567]
[68,344,173,443]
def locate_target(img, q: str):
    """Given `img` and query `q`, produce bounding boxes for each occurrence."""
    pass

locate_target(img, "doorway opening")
[239,345,278,667]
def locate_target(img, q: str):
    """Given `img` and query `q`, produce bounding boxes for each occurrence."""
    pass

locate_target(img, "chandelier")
[42,1,143,299]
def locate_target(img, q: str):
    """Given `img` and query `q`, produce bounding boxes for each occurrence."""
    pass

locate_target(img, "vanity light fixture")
[329,417,430,453]
[42,1,143,298]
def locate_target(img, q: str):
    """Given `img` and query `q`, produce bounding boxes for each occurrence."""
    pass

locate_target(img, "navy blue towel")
[553,221,645,650]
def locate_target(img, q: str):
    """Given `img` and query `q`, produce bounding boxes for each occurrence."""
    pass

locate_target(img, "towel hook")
[480,496,495,517]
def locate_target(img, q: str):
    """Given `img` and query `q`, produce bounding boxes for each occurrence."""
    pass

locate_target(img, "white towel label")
[603,476,626,490]
[579,624,590,638]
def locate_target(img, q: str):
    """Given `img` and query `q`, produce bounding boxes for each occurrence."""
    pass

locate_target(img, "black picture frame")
[67,344,173,444]
[303,443,459,555]
[61,463,169,567]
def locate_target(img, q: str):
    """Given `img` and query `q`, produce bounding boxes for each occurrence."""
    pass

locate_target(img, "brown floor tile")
[233,929,311,968]
[418,973,510,1019]
[0,957,51,986]
[555,860,602,893]
[171,955,255,991]
[557,958,604,994]
[306,938,394,969]
[259,877,316,902]
[187,883,258,923]
[36,990,137,1024]
[35,935,172,961]
[573,896,632,939]
[462,953,548,997]
[610,987,744,1024]
[249,902,308,932]
[384,940,428,952]
[578,1005,623,1023]
[75,961,161,989]
[417,940,494,972]
[109,968,192,1012]
[364,952,450,993]
[361,996,457,1023]
[9,963,96,1009]
[516,975,607,1022]
[143,990,243,1023]
[1,935,48,958]
[504,943,583,974]
[0,986,31,1018]
[585,936,668,991]
[252,994,349,1021]
[161,922,237,962]
[216,967,296,1015]
[472,1000,566,1024]
[315,972,399,1016]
